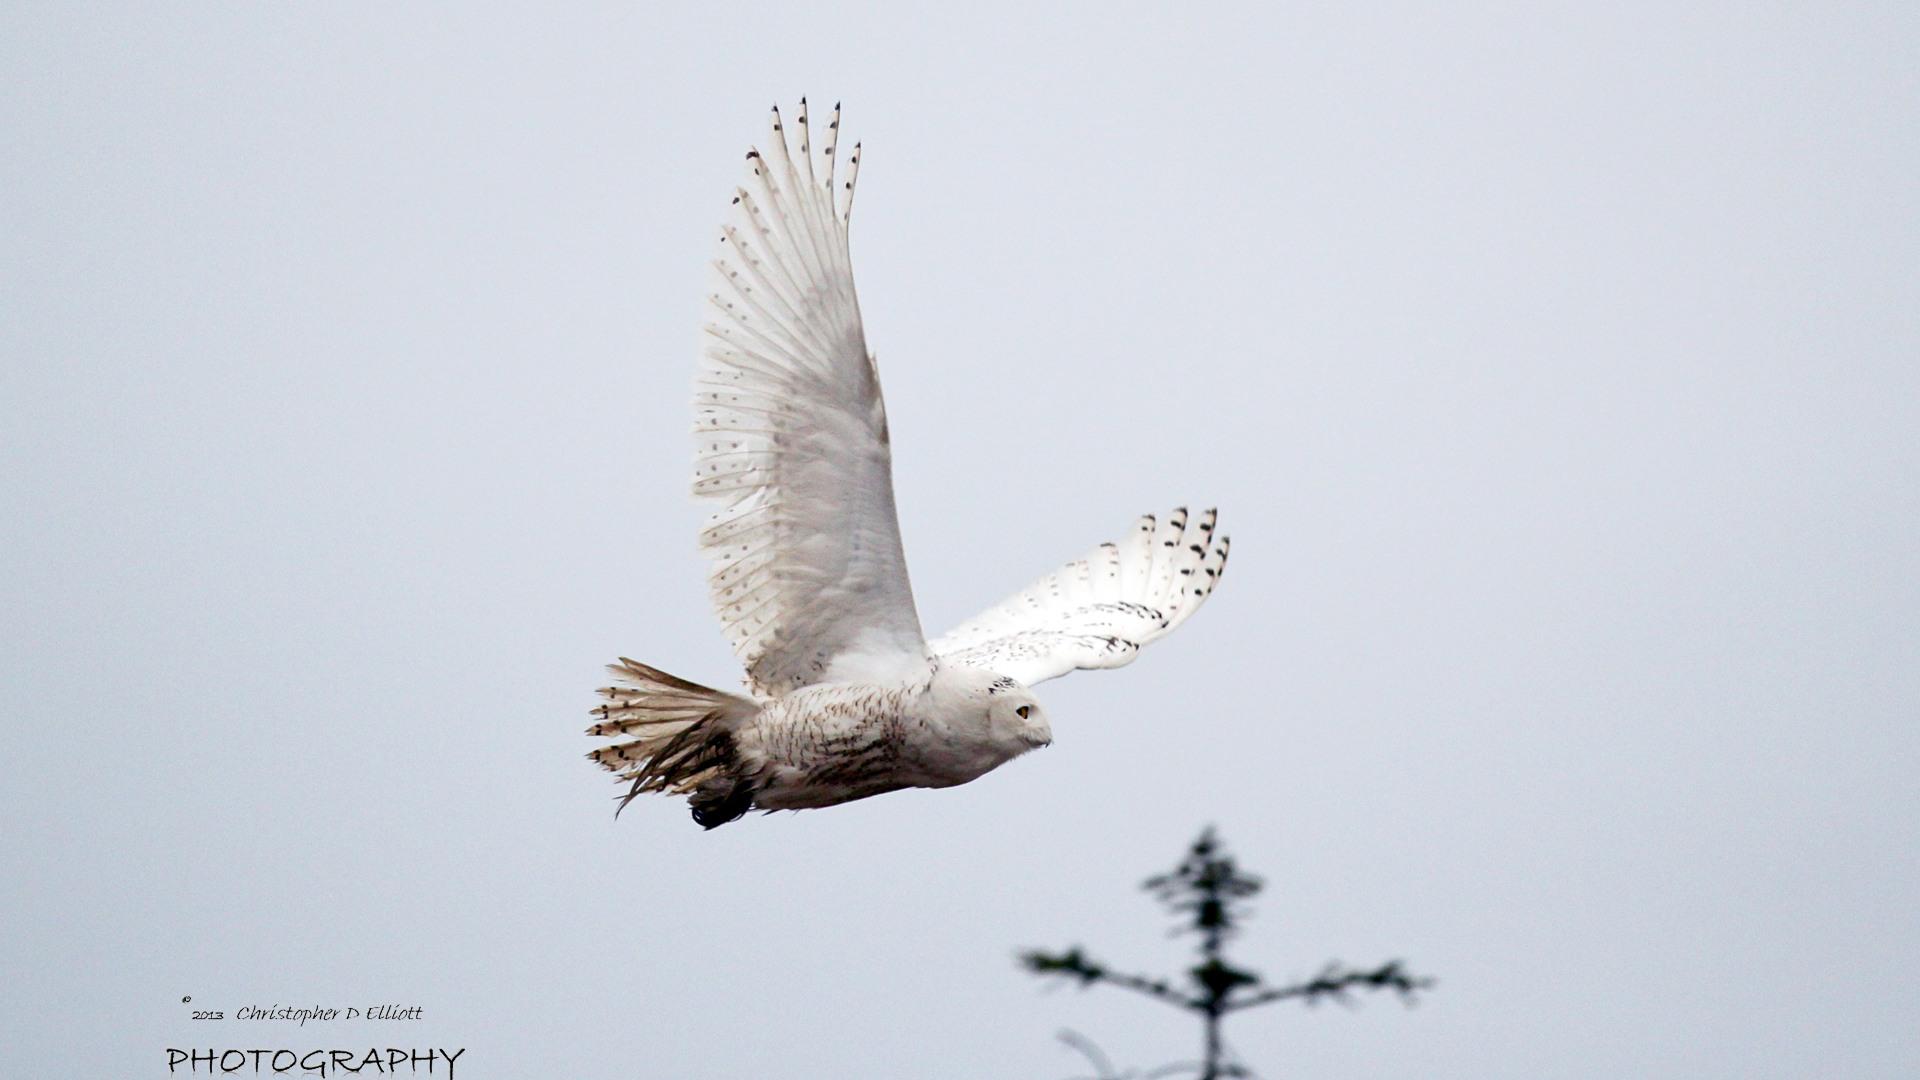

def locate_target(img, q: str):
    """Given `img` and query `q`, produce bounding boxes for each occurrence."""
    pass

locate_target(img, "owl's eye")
[1015,705,1032,719]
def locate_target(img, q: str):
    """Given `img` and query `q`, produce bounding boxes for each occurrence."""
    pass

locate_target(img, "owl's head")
[929,664,1052,763]
[972,670,1052,753]
[990,672,1052,749]
[922,665,1052,782]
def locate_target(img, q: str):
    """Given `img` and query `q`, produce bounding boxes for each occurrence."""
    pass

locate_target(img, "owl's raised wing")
[930,508,1230,687]
[696,103,929,698]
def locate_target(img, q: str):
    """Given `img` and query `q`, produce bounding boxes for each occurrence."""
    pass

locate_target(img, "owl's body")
[591,662,1049,827]
[588,102,1230,827]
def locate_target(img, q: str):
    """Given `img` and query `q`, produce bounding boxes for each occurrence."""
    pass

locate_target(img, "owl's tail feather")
[588,658,760,826]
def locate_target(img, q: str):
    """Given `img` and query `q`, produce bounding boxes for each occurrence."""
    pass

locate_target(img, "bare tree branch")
[1055,1028,1123,1080]
[1018,828,1435,1080]
[1023,947,1200,1010]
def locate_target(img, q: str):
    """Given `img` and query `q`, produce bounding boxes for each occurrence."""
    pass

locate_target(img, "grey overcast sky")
[4,3,1917,1077]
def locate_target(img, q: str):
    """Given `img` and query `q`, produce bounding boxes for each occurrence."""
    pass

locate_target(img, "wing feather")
[697,103,928,697]
[930,507,1231,686]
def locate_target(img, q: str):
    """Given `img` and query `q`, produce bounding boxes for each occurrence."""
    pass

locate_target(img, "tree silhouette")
[1020,828,1433,1079]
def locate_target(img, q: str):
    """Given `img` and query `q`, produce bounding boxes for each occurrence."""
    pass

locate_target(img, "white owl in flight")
[590,102,1230,827]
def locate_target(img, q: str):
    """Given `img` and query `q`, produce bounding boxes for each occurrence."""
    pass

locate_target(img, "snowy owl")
[589,102,1231,828]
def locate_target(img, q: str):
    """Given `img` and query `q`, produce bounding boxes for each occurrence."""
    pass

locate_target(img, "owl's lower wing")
[930,508,1230,686]
[698,103,929,697]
